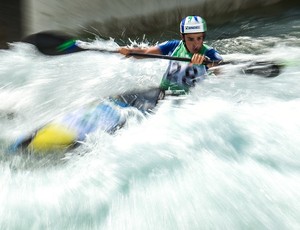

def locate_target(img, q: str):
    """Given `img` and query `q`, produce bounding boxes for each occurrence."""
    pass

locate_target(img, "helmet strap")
[181,34,188,50]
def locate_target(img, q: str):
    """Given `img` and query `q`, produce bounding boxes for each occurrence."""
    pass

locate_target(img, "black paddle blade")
[22,31,85,55]
[242,62,282,78]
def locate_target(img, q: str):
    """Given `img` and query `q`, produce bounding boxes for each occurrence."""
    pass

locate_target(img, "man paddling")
[12,17,280,153]
[119,15,223,93]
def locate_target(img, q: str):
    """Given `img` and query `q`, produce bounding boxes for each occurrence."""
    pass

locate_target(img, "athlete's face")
[182,33,205,54]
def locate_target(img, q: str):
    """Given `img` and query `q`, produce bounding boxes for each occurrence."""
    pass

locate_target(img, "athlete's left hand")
[190,54,206,65]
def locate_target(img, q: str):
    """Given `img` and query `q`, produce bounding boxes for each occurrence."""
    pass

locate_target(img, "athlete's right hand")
[191,54,206,65]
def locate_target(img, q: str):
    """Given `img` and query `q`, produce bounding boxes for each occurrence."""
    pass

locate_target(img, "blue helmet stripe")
[181,17,186,33]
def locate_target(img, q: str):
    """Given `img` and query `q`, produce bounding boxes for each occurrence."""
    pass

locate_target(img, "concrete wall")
[0,0,23,48]
[28,0,286,39]
[0,0,283,48]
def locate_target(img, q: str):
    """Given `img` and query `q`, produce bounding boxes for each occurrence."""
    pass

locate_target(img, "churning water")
[0,2,300,229]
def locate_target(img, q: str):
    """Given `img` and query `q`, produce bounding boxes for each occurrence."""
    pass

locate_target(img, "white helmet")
[180,16,207,34]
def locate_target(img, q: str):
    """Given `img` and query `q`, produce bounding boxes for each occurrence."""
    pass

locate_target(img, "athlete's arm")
[118,46,161,58]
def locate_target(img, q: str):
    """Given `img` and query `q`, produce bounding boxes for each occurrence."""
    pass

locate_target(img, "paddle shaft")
[84,48,220,65]
[73,47,191,62]
[128,52,191,62]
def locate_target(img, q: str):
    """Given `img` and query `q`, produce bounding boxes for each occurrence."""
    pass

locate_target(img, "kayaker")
[119,15,223,93]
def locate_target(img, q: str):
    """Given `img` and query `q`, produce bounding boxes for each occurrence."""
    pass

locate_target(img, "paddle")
[22,31,282,77]
[22,31,193,61]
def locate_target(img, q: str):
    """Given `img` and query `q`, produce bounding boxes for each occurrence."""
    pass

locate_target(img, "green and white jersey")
[160,41,211,94]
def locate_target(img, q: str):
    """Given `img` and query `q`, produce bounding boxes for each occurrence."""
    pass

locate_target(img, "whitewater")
[1,2,300,230]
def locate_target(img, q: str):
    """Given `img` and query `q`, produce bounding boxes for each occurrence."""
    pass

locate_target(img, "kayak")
[10,102,126,152]
[10,88,164,153]
[9,31,283,153]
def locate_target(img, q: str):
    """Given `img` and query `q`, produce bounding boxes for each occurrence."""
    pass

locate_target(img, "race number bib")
[160,61,207,92]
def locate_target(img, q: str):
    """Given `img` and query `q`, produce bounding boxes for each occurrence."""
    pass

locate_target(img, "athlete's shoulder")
[203,44,223,61]
[158,40,181,55]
